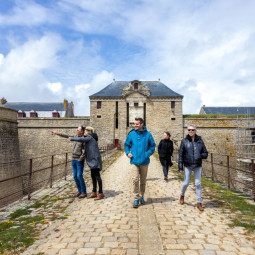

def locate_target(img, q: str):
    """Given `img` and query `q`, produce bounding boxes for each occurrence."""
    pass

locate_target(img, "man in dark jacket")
[51,126,87,198]
[178,124,208,211]
[69,126,104,200]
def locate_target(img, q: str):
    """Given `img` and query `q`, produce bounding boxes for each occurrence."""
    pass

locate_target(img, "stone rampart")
[17,117,90,159]
[183,118,238,155]
[0,106,22,207]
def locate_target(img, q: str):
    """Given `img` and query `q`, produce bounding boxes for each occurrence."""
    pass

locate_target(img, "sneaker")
[133,199,139,208]
[139,197,145,205]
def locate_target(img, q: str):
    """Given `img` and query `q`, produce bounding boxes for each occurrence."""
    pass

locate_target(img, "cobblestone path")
[23,153,255,255]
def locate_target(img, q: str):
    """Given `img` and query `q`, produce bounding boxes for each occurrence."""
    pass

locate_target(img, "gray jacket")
[70,135,102,170]
[59,133,85,160]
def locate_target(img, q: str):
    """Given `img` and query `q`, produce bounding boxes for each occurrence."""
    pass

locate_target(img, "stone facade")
[0,106,22,207]
[90,80,184,148]
[146,98,183,149]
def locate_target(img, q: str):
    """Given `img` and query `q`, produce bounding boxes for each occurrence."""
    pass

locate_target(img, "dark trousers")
[91,168,103,193]
[160,158,171,177]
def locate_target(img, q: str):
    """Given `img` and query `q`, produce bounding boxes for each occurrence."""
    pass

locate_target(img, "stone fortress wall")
[1,109,255,207]
[183,118,238,155]
[0,106,23,206]
[17,117,90,159]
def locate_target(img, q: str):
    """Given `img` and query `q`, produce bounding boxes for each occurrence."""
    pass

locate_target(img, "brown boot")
[197,203,204,211]
[94,193,104,200]
[180,195,184,205]
[88,192,97,198]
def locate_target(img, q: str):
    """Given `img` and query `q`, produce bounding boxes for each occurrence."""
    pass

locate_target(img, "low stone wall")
[183,118,238,155]
[0,106,23,206]
[17,117,90,159]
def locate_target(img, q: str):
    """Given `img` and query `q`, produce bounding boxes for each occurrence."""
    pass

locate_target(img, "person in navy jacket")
[124,117,156,208]
[178,124,208,211]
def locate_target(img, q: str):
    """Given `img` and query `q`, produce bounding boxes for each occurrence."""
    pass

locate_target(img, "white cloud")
[47,82,63,94]
[0,33,64,100]
[74,84,90,94]
[179,80,202,114]
[1,0,255,116]
[0,53,3,65]
[64,70,114,115]
[0,1,58,26]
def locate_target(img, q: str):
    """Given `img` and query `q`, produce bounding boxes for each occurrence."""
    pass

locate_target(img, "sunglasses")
[188,129,195,131]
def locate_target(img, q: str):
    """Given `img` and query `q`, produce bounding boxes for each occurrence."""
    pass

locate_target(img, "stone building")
[1,99,74,118]
[90,80,183,148]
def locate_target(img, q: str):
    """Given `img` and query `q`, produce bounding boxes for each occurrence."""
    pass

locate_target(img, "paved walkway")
[23,153,255,255]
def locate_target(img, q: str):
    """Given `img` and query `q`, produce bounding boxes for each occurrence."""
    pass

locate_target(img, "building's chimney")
[0,97,7,105]
[64,99,68,110]
[158,78,160,81]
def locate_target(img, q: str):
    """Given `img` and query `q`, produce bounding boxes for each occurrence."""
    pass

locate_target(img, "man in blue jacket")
[124,117,156,208]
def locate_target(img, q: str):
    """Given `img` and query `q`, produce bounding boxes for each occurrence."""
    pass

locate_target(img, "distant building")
[90,80,183,148]
[199,106,255,115]
[1,99,74,118]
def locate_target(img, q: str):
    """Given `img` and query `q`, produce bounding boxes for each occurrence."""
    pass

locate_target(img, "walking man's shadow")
[146,196,177,204]
[103,189,123,198]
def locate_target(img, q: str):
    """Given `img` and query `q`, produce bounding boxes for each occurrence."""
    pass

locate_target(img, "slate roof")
[3,102,66,112]
[201,106,255,115]
[90,81,183,97]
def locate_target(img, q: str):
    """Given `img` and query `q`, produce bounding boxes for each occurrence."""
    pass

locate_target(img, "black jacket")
[158,139,173,158]
[178,134,208,170]
[158,139,173,167]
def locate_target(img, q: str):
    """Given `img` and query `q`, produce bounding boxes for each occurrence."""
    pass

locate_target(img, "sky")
[0,0,255,116]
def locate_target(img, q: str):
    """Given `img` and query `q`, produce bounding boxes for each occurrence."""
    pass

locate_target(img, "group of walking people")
[51,117,208,211]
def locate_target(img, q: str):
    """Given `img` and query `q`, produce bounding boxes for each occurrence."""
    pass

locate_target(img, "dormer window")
[30,110,38,118]
[17,110,26,118]
[134,83,138,89]
[52,110,60,118]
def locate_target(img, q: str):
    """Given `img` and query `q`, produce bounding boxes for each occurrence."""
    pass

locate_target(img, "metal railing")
[0,143,116,208]
[173,151,255,201]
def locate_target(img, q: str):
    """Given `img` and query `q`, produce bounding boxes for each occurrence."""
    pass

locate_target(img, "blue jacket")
[124,126,156,165]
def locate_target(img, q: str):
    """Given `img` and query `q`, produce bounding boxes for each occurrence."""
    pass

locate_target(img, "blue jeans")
[181,166,202,203]
[72,160,86,194]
